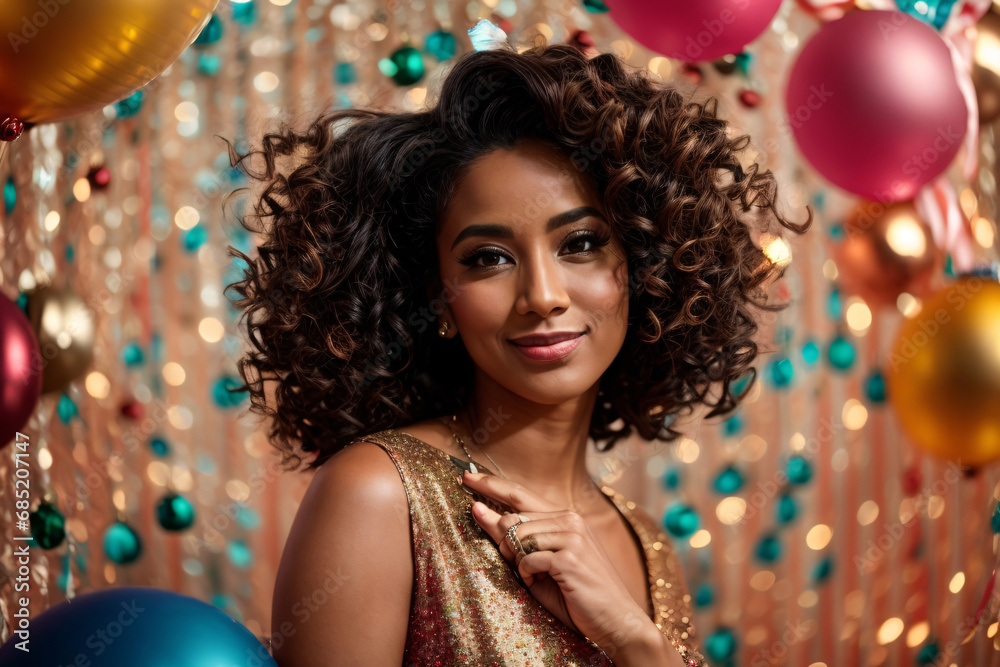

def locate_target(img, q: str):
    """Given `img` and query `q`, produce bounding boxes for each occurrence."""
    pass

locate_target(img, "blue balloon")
[0,586,276,666]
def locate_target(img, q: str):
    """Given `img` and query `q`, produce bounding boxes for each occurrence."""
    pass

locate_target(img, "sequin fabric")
[350,428,708,666]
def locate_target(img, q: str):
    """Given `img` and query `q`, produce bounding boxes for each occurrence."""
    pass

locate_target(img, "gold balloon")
[25,286,95,394]
[973,7,1000,125]
[833,200,944,308]
[886,277,1000,467]
[0,0,217,124]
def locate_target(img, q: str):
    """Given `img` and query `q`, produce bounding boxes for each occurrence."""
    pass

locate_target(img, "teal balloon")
[767,356,794,388]
[694,582,714,608]
[212,376,248,408]
[865,370,886,403]
[103,522,142,564]
[663,504,700,538]
[194,14,224,45]
[380,46,425,86]
[776,492,798,525]
[755,533,782,563]
[114,90,143,119]
[713,466,744,494]
[704,627,738,661]
[29,501,66,550]
[156,493,196,531]
[827,335,855,371]
[0,586,278,667]
[56,394,79,424]
[786,456,812,485]
[4,176,15,214]
[582,0,610,11]
[426,30,457,60]
[801,339,820,365]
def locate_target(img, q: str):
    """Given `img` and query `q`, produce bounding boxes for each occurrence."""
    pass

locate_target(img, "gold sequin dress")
[350,428,709,666]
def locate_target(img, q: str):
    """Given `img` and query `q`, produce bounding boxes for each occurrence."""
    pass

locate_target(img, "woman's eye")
[565,237,594,254]
[477,251,508,267]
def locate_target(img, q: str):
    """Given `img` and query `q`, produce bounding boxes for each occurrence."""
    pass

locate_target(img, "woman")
[227,25,811,666]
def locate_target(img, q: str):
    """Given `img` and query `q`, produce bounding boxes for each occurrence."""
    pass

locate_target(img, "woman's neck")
[454,380,603,513]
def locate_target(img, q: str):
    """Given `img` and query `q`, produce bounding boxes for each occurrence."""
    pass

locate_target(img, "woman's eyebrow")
[450,206,605,250]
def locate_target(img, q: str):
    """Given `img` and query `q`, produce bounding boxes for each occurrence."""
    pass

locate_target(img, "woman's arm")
[270,443,413,666]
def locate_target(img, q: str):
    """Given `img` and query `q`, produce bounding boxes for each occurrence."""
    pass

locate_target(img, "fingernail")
[456,475,464,485]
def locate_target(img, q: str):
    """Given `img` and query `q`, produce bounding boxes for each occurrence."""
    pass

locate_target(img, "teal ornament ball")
[4,176,15,214]
[662,503,700,538]
[992,502,1000,533]
[56,394,79,424]
[103,521,143,564]
[212,376,248,408]
[183,225,209,253]
[694,582,714,608]
[380,46,425,86]
[801,339,820,365]
[228,539,254,569]
[233,0,257,24]
[767,356,794,388]
[662,467,681,491]
[704,626,738,661]
[776,492,798,525]
[197,54,222,76]
[722,412,743,437]
[156,493,196,531]
[713,465,744,494]
[114,90,143,119]
[786,455,812,485]
[194,14,224,45]
[426,30,457,60]
[865,370,886,403]
[897,0,957,30]
[122,341,144,367]
[582,0,610,11]
[755,533,782,563]
[30,501,66,549]
[335,62,357,85]
[149,436,171,457]
[812,556,834,583]
[827,334,856,371]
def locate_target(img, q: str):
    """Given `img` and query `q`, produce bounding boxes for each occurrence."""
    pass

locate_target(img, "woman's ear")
[426,278,458,339]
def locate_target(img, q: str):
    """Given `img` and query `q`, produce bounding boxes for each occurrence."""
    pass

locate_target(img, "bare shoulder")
[270,440,412,666]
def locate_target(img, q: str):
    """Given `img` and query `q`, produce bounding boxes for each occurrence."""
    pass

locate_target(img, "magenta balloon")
[785,10,967,202]
[605,0,783,61]
[0,293,42,448]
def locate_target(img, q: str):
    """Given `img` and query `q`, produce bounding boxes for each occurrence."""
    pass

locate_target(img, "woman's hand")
[460,470,658,655]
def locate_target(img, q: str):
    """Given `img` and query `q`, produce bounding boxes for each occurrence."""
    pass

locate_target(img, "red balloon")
[785,10,967,202]
[0,293,42,448]
[604,0,783,62]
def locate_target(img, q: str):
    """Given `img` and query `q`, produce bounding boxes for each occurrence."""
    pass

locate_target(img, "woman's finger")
[462,471,561,512]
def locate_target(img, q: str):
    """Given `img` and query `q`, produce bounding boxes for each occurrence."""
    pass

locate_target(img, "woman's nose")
[514,249,571,317]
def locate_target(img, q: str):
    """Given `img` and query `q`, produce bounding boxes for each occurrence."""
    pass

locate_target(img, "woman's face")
[435,139,630,405]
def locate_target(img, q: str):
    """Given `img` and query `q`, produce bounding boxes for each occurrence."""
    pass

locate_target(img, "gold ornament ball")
[973,7,1000,126]
[0,0,218,124]
[25,286,96,394]
[886,277,1000,466]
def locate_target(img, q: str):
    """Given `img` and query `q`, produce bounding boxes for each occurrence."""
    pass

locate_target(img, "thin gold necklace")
[440,413,507,478]
[440,413,596,513]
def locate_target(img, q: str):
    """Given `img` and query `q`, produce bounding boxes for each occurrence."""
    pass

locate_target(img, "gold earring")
[438,321,450,337]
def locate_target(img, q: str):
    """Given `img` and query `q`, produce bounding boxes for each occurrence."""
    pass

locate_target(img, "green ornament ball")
[103,521,143,564]
[30,501,66,550]
[156,493,196,531]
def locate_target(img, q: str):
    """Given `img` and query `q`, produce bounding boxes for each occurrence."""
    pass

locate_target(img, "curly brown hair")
[224,43,812,471]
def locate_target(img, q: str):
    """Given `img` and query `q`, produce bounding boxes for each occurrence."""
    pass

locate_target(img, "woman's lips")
[508,333,584,361]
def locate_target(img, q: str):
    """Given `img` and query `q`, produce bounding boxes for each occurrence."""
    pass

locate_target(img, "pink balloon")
[0,293,42,448]
[785,10,968,202]
[604,0,783,62]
